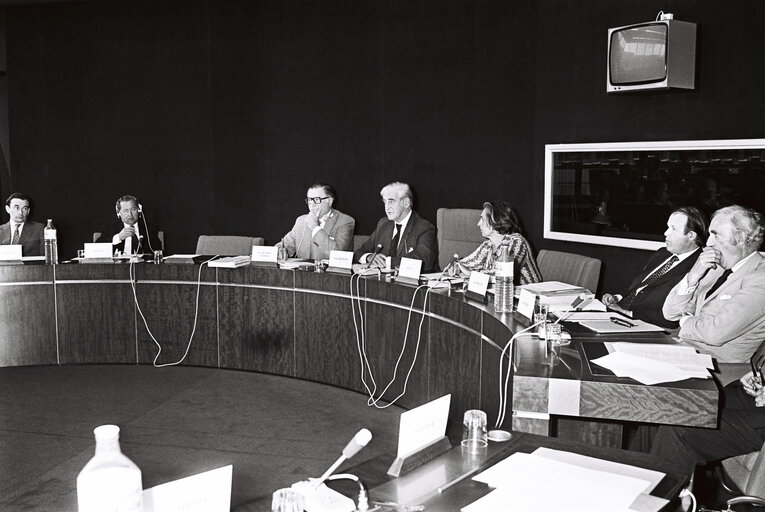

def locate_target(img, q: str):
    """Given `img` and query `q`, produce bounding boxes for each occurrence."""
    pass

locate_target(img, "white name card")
[328,250,353,270]
[397,394,451,457]
[143,465,232,512]
[0,244,22,260]
[84,242,113,258]
[466,271,490,297]
[252,245,278,263]
[517,289,537,320]
[398,257,422,281]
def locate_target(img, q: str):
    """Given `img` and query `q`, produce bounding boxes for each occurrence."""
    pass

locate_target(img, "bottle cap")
[93,424,120,441]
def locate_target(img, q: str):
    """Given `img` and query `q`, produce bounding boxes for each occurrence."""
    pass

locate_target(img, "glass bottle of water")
[493,245,514,313]
[44,219,58,265]
[77,425,143,512]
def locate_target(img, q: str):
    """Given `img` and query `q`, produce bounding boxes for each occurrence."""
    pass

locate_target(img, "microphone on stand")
[365,244,384,269]
[552,293,593,325]
[313,428,372,489]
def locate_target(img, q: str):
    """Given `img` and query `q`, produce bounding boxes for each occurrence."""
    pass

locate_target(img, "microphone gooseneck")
[366,244,384,268]
[313,428,372,489]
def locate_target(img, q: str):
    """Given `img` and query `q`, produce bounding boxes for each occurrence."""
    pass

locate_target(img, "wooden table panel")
[0,282,57,366]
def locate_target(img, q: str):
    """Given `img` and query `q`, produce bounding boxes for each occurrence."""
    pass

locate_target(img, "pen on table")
[610,316,635,328]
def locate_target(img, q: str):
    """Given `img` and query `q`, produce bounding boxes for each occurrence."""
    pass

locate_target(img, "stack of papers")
[591,343,713,385]
[517,281,604,313]
[208,256,251,268]
[464,448,666,512]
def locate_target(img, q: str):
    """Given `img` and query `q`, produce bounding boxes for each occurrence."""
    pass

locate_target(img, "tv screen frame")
[544,139,765,250]
[607,19,696,93]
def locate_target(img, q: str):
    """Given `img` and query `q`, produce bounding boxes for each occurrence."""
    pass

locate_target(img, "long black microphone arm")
[365,244,384,269]
[312,428,372,489]
[437,253,460,281]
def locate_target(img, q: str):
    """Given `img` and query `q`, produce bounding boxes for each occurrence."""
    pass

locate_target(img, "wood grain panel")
[217,284,294,374]
[554,418,624,448]
[56,281,137,364]
[0,283,57,366]
[0,265,53,283]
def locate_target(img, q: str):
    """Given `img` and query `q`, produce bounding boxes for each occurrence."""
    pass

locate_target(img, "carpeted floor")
[0,364,403,511]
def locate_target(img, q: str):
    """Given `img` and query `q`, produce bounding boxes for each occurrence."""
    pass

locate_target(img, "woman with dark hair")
[456,201,542,285]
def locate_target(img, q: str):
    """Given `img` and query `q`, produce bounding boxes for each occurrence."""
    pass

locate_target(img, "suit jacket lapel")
[323,210,338,237]
[701,253,760,304]
[0,223,9,244]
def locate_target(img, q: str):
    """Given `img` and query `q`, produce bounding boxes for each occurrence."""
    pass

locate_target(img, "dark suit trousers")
[649,383,765,468]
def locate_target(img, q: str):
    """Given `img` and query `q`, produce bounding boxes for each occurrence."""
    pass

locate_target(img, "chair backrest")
[195,235,263,256]
[536,249,602,294]
[436,208,484,270]
[722,440,765,498]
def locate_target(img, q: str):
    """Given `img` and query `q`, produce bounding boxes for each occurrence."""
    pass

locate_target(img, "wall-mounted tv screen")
[607,20,696,93]
[544,140,765,250]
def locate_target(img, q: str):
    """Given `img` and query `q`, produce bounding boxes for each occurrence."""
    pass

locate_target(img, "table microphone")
[365,244,383,269]
[553,293,593,325]
[312,428,372,489]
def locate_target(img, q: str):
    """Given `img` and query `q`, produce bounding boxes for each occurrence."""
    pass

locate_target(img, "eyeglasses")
[120,208,139,215]
[305,197,330,205]
[10,205,30,213]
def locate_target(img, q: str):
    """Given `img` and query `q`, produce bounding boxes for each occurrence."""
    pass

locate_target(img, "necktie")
[389,224,402,257]
[619,255,679,309]
[11,225,20,245]
[705,268,732,299]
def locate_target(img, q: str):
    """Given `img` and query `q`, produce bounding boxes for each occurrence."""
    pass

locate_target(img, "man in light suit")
[663,205,765,363]
[602,206,706,328]
[1,192,44,256]
[355,181,437,272]
[278,183,355,260]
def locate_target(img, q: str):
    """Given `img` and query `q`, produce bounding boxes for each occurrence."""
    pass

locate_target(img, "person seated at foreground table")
[649,369,765,484]
[276,183,355,260]
[662,205,765,363]
[453,201,541,285]
[1,192,44,256]
[602,206,706,328]
[355,181,437,272]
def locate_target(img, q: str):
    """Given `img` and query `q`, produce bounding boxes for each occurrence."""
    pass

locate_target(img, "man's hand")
[686,247,722,287]
[305,212,319,230]
[741,370,764,400]
[602,293,618,306]
[369,253,387,268]
[118,225,135,242]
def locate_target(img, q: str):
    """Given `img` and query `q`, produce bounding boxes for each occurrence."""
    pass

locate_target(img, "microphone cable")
[128,255,218,367]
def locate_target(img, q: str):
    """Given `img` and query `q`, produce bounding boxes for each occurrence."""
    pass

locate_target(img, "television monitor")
[607,19,696,93]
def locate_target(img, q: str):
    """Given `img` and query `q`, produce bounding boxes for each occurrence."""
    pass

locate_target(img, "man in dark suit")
[1,192,45,256]
[104,195,161,255]
[602,206,707,328]
[355,181,437,272]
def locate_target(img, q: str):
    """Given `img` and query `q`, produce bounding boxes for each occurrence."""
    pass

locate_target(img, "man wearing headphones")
[110,195,161,255]
[1,192,44,256]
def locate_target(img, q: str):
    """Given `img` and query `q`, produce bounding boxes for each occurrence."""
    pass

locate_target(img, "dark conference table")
[0,262,718,443]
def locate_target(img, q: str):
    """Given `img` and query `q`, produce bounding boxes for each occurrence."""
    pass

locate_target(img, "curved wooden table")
[0,263,718,438]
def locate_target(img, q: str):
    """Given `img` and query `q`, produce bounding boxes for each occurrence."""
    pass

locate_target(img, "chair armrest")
[727,495,765,508]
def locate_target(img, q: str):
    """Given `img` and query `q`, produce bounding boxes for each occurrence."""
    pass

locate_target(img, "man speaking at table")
[662,205,765,363]
[277,183,355,260]
[355,181,437,272]
[108,194,161,256]
[602,206,706,328]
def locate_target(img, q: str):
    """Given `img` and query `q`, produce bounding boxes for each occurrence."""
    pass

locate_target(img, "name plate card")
[397,394,451,457]
[84,243,113,258]
[517,289,537,320]
[143,465,232,512]
[465,271,490,302]
[328,250,353,270]
[397,257,423,284]
[0,245,22,260]
[251,245,278,264]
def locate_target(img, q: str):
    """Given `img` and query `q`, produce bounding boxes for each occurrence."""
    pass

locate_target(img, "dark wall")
[2,0,764,294]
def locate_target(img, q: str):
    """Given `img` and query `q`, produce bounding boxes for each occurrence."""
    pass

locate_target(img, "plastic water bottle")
[44,219,58,265]
[493,245,514,313]
[76,425,143,512]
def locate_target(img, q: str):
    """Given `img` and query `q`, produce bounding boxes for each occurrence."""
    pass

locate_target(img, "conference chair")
[536,249,602,294]
[436,208,483,270]
[715,341,765,506]
[195,235,264,256]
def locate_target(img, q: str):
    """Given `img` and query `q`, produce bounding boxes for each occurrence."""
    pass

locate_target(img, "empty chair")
[195,235,264,256]
[536,249,602,294]
[436,208,484,270]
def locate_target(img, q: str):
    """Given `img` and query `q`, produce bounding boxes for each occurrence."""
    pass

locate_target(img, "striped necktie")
[389,224,402,257]
[619,255,679,309]
[11,225,20,245]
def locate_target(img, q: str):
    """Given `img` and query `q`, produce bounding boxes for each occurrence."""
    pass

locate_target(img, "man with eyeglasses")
[106,195,161,255]
[354,181,437,272]
[277,183,355,260]
[1,192,44,256]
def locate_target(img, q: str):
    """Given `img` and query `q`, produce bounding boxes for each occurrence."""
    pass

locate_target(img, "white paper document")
[605,342,714,371]
[465,451,655,512]
[579,319,665,333]
[590,351,706,384]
